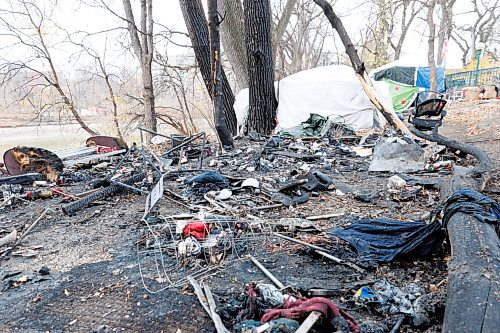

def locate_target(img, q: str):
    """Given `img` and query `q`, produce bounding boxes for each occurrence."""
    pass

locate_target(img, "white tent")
[234,65,392,132]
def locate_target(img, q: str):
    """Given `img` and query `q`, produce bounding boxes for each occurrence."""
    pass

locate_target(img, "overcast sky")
[0,0,493,74]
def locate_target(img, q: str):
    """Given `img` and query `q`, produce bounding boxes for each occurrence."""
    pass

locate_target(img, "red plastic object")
[183,222,210,239]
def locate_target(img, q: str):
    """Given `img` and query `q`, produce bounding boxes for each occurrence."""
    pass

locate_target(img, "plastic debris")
[241,178,260,189]
[387,175,407,190]
[329,218,442,262]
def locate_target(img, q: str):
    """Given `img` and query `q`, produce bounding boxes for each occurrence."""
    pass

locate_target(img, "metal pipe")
[161,132,205,157]
[110,180,149,194]
[199,132,206,168]
[138,126,172,139]
[248,255,285,289]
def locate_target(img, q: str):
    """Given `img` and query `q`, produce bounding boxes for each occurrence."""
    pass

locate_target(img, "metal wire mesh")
[137,213,290,292]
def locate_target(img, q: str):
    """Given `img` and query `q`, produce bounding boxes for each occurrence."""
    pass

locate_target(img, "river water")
[0,124,93,155]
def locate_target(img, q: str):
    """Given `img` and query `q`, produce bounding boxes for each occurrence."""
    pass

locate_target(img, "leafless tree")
[70,38,124,140]
[218,0,249,91]
[154,58,199,136]
[0,0,97,134]
[274,0,334,78]
[384,0,425,60]
[120,0,156,137]
[426,0,438,94]
[436,0,456,66]
[451,0,499,66]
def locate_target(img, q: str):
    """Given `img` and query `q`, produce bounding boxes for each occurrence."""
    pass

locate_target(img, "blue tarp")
[372,63,446,93]
[415,67,445,92]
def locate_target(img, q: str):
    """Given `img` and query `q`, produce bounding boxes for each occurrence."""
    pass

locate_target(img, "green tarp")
[280,113,327,138]
[383,78,419,113]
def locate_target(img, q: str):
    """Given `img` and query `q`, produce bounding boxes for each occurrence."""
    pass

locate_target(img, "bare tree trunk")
[179,0,237,136]
[218,0,248,91]
[243,0,278,135]
[122,0,156,139]
[208,0,234,148]
[426,0,438,94]
[97,56,123,140]
[313,0,413,138]
[272,0,297,66]
[31,8,97,135]
[436,0,456,66]
[52,82,98,136]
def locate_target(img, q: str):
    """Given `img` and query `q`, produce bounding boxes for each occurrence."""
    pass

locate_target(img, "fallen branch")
[313,0,413,139]
[0,229,17,248]
[407,128,498,332]
[202,283,230,333]
[409,125,493,190]
[273,233,365,273]
[248,255,285,289]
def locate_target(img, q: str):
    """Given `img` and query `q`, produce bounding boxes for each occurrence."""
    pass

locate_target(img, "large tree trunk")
[208,0,234,148]
[426,0,438,94]
[313,0,413,139]
[179,0,237,136]
[218,0,248,91]
[409,126,498,333]
[243,0,278,135]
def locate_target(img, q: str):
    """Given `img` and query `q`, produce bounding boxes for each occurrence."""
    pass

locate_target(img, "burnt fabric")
[329,218,443,263]
[184,171,229,196]
[261,297,360,333]
[439,189,500,234]
[330,190,499,263]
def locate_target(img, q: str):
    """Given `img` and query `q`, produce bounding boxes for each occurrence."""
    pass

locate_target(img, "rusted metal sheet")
[3,146,63,182]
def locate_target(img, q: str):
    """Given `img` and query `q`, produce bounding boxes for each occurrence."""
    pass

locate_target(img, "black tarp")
[329,189,500,263]
[329,218,443,263]
[373,66,416,86]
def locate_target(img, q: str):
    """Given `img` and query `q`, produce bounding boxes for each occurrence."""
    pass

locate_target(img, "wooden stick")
[278,179,308,192]
[273,233,328,252]
[249,254,323,333]
[187,276,212,319]
[0,194,16,208]
[202,283,230,333]
[248,255,285,289]
[252,203,284,211]
[305,213,344,220]
[75,188,100,198]
[295,311,323,333]
[11,208,50,250]
[315,250,365,274]
[0,229,17,248]
[273,233,365,273]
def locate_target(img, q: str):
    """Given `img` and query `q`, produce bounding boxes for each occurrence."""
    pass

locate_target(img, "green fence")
[446,67,500,88]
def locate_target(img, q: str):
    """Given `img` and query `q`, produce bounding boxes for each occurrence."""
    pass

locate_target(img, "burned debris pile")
[1,118,498,332]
